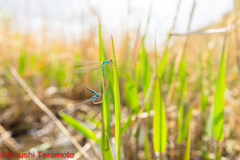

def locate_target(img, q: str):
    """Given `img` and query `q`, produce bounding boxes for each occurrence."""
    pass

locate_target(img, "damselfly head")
[109,59,113,66]
[109,60,116,69]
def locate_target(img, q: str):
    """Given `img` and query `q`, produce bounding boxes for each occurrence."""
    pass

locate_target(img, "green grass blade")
[139,5,152,112]
[198,141,210,160]
[99,21,105,60]
[178,53,187,105]
[103,129,114,160]
[140,45,151,112]
[60,114,100,144]
[179,53,186,82]
[153,77,167,153]
[178,108,193,143]
[177,54,188,143]
[134,123,140,140]
[206,50,212,79]
[206,105,214,138]
[19,48,27,75]
[98,21,114,97]
[135,60,141,89]
[178,104,183,142]
[143,131,151,160]
[121,112,134,135]
[213,36,226,141]
[200,50,208,112]
[111,36,121,160]
[167,61,175,93]
[124,73,140,113]
[159,47,169,78]
[216,151,222,160]
[215,143,222,160]
[103,118,114,160]
[103,88,111,136]
[184,130,191,160]
[99,21,111,137]
[182,108,193,140]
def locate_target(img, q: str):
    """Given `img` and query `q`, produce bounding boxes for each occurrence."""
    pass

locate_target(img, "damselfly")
[60,59,113,115]
[59,98,92,115]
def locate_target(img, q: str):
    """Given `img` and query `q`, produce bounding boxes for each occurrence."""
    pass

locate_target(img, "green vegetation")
[1,4,240,160]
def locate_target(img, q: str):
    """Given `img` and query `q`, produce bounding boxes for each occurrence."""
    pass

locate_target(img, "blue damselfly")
[60,59,113,115]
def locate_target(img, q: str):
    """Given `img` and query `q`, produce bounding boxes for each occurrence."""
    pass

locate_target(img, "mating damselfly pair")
[59,59,113,115]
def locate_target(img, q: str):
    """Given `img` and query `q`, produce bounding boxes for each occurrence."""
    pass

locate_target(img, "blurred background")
[0,0,239,159]
[0,0,233,45]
